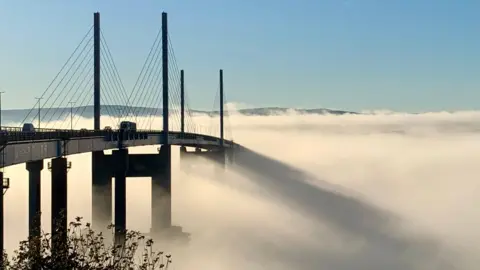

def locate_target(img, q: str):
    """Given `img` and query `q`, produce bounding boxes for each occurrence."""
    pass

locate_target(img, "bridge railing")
[1,126,62,133]
[0,126,110,142]
[0,126,236,148]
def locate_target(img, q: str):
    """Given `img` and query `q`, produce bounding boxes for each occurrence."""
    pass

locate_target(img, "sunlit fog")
[3,107,480,270]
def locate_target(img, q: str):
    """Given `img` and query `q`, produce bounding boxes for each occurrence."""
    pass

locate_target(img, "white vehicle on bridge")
[22,123,35,132]
[119,121,137,132]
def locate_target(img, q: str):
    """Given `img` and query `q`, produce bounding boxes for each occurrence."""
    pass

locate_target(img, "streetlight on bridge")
[35,97,43,129]
[0,91,5,130]
[0,90,7,266]
[68,101,75,130]
[0,90,7,191]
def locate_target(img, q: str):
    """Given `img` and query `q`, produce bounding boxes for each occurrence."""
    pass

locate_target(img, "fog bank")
[3,109,479,269]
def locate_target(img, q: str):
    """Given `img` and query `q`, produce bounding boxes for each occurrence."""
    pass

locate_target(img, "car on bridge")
[22,123,35,132]
[119,121,137,132]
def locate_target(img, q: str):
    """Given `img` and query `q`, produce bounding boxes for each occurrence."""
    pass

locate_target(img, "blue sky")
[0,0,479,112]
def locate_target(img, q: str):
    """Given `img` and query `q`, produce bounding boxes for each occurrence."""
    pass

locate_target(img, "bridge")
[0,12,240,256]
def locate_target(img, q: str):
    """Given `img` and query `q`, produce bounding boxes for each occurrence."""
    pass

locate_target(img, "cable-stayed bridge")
[0,12,239,257]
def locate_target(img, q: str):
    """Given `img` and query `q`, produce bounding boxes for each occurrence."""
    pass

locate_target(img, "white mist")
[3,109,479,269]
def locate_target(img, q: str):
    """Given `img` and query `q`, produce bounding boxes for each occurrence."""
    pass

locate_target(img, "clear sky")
[0,0,479,112]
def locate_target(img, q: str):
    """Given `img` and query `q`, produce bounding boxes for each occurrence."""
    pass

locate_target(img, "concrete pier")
[151,145,172,233]
[113,149,128,245]
[50,157,68,254]
[26,160,43,238]
[92,151,112,232]
[0,171,4,264]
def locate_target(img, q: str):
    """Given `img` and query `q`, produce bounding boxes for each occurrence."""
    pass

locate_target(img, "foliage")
[2,217,172,269]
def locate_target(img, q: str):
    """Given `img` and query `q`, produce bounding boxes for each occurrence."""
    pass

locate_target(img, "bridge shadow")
[226,146,455,270]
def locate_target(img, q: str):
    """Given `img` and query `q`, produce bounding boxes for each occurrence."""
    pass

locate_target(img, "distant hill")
[234,107,357,116]
[0,105,357,125]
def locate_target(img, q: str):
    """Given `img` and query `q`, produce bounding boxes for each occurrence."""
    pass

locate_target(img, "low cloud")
[2,109,479,269]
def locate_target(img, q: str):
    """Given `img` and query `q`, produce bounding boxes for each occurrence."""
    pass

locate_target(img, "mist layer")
[3,109,479,269]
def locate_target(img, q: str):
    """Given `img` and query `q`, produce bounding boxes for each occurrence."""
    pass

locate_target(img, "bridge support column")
[226,148,235,165]
[50,157,68,255]
[151,145,171,234]
[26,160,43,243]
[0,171,4,264]
[213,149,226,172]
[179,146,188,172]
[92,151,112,233]
[113,149,128,245]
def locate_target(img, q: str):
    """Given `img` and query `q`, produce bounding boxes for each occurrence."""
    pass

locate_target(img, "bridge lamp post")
[116,107,123,123]
[0,91,4,130]
[2,177,9,195]
[68,102,75,130]
[48,161,72,171]
[35,97,43,129]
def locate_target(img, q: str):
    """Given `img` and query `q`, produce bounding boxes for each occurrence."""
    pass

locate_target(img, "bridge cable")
[222,85,234,141]
[136,34,182,131]
[32,36,93,126]
[139,64,163,130]
[138,49,164,130]
[168,35,197,133]
[20,26,94,126]
[52,61,94,129]
[201,82,223,137]
[134,36,164,128]
[132,37,162,123]
[139,47,164,130]
[34,36,94,128]
[100,63,124,126]
[137,67,163,130]
[100,30,133,118]
[167,60,182,131]
[183,83,197,133]
[141,71,164,130]
[53,70,94,130]
[167,35,197,133]
[99,39,131,126]
[99,59,123,124]
[169,58,187,131]
[44,45,94,127]
[71,76,95,128]
[50,62,94,129]
[49,36,122,130]
[44,29,128,129]
[100,41,128,122]
[144,78,164,130]
[207,85,220,137]
[56,66,94,130]
[125,28,162,122]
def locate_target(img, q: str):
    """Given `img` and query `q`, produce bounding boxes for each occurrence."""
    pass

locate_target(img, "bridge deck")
[0,127,235,168]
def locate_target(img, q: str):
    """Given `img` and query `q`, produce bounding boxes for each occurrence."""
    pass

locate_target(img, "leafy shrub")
[2,217,172,269]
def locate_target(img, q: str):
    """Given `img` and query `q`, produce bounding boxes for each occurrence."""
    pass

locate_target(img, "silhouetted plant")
[2,216,172,269]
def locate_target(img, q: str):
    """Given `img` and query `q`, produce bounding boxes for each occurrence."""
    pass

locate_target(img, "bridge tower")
[178,69,229,169]
[94,12,101,130]
[180,69,185,134]
[179,70,188,167]
[88,12,177,244]
[91,12,113,234]
[151,11,172,235]
[218,69,227,167]
[220,69,224,146]
[109,12,173,242]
